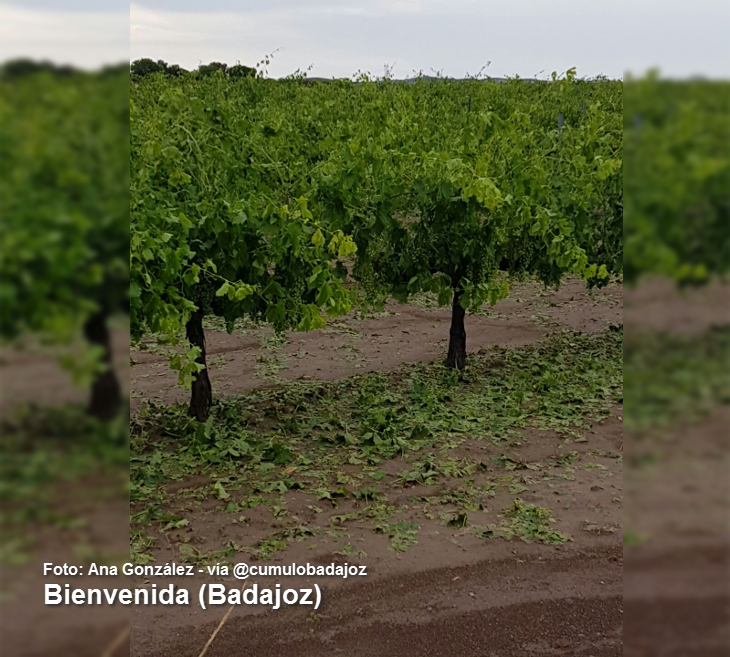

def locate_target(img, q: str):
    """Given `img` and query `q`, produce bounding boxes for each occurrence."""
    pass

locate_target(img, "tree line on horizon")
[130,58,257,81]
[0,58,257,81]
[0,59,128,80]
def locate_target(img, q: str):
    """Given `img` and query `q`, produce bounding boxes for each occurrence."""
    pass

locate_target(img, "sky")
[0,1,128,69]
[0,0,728,79]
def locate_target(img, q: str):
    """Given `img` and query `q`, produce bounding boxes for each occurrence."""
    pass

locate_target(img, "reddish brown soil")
[4,278,730,656]
[1,277,626,657]
[623,279,730,656]
[0,476,131,657]
[132,545,624,657]
[121,279,624,657]
[624,277,730,336]
[0,333,131,657]
[124,410,625,657]
[625,544,730,657]
[129,278,622,412]
[624,409,730,656]
[0,330,130,415]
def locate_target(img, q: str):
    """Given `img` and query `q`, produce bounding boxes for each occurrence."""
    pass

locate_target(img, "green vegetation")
[131,74,357,420]
[624,76,730,284]
[130,58,257,81]
[622,77,730,550]
[129,328,622,563]
[476,499,570,545]
[624,326,730,433]
[0,408,129,567]
[131,70,622,419]
[0,68,129,419]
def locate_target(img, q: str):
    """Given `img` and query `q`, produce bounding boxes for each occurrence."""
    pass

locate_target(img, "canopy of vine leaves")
[131,69,623,387]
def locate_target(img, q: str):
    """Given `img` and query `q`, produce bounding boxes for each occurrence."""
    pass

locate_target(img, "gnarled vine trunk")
[83,311,121,421]
[186,310,212,422]
[446,288,467,370]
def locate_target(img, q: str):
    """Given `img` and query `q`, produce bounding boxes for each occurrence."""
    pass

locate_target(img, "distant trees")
[130,58,170,79]
[228,64,257,79]
[0,59,77,79]
[130,59,257,81]
[166,64,186,77]
[0,59,131,81]
[197,61,227,77]
[195,62,256,78]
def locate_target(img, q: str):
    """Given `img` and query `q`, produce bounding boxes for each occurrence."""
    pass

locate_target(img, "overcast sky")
[0,0,728,79]
[0,1,126,68]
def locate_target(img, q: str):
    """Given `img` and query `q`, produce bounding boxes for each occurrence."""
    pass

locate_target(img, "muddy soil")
[0,330,130,416]
[121,278,625,657]
[126,408,625,657]
[624,409,730,656]
[624,277,730,336]
[132,544,624,657]
[0,484,131,657]
[129,278,622,412]
[5,278,730,657]
[1,277,626,657]
[623,279,730,656]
